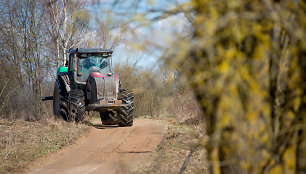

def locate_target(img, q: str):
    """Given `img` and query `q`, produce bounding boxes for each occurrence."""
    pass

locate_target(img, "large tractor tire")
[100,111,117,125]
[117,89,134,127]
[53,79,69,121]
[68,89,85,122]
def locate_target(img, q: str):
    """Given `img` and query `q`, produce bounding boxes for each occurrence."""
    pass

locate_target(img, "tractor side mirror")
[73,56,77,71]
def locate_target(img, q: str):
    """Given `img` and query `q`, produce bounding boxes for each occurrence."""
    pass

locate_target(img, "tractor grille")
[104,78,116,100]
[96,77,116,100]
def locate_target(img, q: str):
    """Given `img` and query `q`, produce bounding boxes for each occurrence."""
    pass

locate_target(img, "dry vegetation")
[114,57,208,173]
[0,0,305,174]
[118,0,305,173]
[161,0,305,173]
[134,123,207,174]
[0,0,207,173]
[0,1,121,172]
[133,91,207,174]
[114,62,171,117]
[0,118,90,174]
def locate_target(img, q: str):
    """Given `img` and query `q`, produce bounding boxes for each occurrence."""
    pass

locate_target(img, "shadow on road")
[93,124,119,129]
[82,119,119,129]
[118,151,152,154]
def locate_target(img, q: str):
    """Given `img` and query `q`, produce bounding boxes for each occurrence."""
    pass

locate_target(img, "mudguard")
[58,73,71,93]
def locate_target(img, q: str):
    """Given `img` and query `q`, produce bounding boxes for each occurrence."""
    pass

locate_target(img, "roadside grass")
[133,91,208,173]
[0,118,90,174]
[133,118,207,174]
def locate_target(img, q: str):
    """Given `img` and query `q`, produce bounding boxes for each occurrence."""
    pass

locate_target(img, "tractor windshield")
[77,54,111,82]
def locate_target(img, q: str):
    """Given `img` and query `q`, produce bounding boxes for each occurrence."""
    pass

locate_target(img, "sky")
[87,0,190,70]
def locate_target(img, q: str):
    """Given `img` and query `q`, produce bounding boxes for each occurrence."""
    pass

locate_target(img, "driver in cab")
[83,59,95,69]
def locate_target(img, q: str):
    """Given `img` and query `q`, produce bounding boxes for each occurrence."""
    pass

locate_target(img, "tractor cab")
[66,48,113,84]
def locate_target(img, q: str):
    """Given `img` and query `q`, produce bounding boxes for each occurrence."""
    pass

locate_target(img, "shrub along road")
[26,118,167,174]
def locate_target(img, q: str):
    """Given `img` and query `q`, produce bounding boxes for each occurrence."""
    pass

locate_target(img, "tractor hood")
[86,72,119,103]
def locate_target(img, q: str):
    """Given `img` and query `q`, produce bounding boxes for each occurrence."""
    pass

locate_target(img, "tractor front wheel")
[117,89,134,127]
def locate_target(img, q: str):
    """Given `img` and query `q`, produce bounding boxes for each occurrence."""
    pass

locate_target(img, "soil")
[26,118,167,174]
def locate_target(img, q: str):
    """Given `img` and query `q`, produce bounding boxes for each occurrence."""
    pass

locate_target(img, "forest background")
[0,0,305,173]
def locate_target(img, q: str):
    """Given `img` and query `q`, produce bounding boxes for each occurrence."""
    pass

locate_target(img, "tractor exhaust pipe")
[41,96,53,101]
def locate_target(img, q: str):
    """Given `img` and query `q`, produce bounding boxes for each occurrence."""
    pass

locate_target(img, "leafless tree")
[0,0,45,119]
[43,0,90,67]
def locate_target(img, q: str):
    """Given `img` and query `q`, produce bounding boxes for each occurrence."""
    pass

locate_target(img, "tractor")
[42,48,134,127]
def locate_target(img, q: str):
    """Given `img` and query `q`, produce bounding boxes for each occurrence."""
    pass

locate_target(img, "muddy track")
[26,118,167,174]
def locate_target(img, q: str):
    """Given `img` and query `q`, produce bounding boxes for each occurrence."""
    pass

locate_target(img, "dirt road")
[26,118,167,174]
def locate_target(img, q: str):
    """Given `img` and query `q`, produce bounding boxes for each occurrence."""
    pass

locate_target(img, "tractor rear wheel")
[100,111,117,125]
[68,89,85,122]
[117,89,134,127]
[53,79,69,121]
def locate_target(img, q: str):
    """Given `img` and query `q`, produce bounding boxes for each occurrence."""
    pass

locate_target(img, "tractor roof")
[67,48,113,54]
